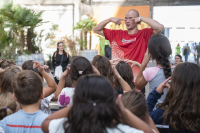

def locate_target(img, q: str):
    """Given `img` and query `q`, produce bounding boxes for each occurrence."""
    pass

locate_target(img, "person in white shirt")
[41,75,154,133]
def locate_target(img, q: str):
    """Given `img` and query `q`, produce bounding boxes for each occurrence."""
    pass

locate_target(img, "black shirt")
[52,52,69,72]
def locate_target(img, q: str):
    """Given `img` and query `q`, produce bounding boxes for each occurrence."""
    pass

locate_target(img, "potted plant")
[0,1,48,66]
[73,17,98,61]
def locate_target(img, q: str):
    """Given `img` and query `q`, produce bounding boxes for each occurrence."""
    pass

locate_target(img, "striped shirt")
[0,110,48,133]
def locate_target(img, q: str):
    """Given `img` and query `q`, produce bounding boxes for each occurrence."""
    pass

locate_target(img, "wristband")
[139,16,142,22]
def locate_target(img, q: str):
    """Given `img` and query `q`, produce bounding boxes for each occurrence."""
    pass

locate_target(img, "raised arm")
[113,67,132,92]
[41,105,72,133]
[53,67,70,100]
[33,61,57,98]
[135,51,150,90]
[147,77,170,124]
[133,16,164,35]
[117,95,153,133]
[93,18,124,36]
[124,59,141,69]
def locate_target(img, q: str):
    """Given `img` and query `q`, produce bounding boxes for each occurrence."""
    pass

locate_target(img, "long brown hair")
[158,62,200,132]
[0,92,17,120]
[0,66,21,93]
[91,55,116,85]
[148,34,172,79]
[121,90,147,122]
[115,61,134,90]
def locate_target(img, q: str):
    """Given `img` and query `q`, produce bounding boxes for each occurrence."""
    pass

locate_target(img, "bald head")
[126,9,139,17]
[125,9,140,30]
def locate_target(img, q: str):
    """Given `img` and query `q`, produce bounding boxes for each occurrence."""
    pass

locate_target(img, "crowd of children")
[0,34,200,133]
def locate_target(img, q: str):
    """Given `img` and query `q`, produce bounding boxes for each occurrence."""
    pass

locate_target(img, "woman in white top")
[41,75,154,133]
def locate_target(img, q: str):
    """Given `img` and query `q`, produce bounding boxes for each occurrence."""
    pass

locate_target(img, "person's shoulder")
[107,124,144,133]
[36,110,49,117]
[145,66,160,72]
[0,110,22,124]
[53,51,57,56]
[33,111,49,122]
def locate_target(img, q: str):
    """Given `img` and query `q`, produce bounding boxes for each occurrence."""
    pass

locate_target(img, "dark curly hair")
[91,55,116,85]
[70,56,93,86]
[158,62,200,132]
[63,75,123,133]
[115,61,134,90]
[148,34,172,79]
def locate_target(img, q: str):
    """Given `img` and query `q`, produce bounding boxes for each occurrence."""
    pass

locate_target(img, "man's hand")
[133,17,140,23]
[110,18,125,25]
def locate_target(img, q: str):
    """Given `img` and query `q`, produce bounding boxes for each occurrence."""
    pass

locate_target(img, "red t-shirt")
[103,28,153,81]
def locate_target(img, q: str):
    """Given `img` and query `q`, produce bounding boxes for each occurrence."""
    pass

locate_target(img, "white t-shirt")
[57,87,75,107]
[49,118,144,133]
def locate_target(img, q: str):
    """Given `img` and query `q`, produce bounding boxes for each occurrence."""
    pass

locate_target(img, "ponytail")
[148,34,172,79]
[0,93,17,120]
[159,55,171,79]
[0,107,14,120]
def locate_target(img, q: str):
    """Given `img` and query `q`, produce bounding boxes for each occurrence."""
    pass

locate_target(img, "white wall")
[154,6,200,55]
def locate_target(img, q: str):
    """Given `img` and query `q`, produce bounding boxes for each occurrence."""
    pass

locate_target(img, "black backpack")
[183,48,188,55]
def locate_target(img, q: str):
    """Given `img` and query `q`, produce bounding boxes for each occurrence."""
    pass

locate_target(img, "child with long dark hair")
[91,55,116,85]
[122,91,159,133]
[42,75,154,133]
[135,34,174,104]
[147,62,200,133]
[115,61,135,93]
[54,56,94,107]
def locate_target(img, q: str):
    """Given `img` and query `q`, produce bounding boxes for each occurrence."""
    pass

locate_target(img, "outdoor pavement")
[145,55,197,98]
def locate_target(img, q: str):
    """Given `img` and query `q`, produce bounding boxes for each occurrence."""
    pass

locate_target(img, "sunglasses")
[57,42,63,44]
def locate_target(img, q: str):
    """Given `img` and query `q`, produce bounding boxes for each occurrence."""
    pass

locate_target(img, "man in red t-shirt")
[93,9,164,84]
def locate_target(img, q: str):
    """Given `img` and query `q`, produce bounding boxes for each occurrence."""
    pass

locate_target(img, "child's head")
[0,66,21,93]
[115,61,134,90]
[65,77,72,87]
[0,92,17,120]
[175,54,182,65]
[22,60,43,80]
[0,59,16,69]
[22,60,34,70]
[64,75,121,133]
[70,56,93,85]
[160,62,200,132]
[32,67,43,79]
[121,90,148,122]
[91,55,115,85]
[148,34,172,79]
[11,70,43,105]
